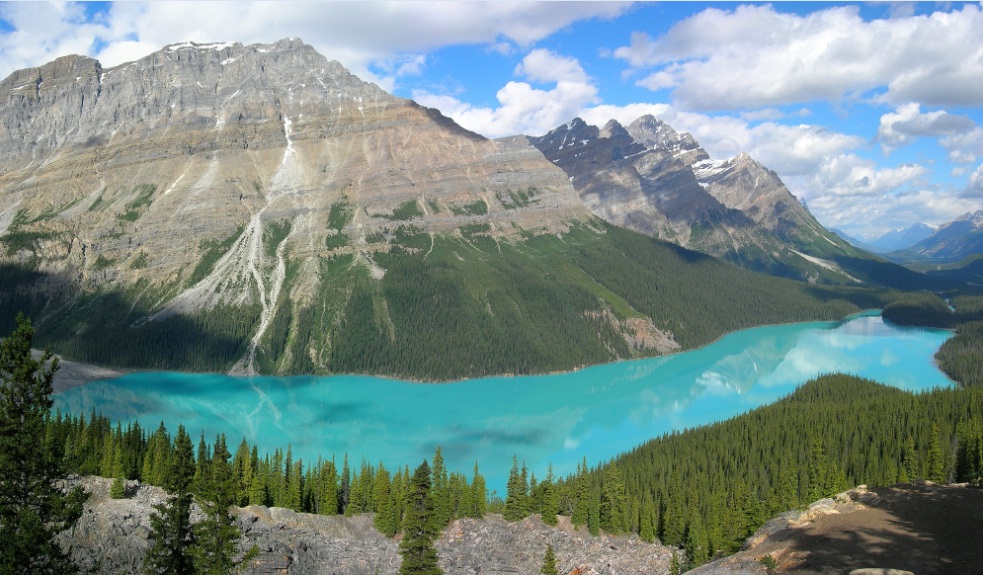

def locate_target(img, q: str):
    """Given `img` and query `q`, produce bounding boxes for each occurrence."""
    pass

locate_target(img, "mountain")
[0,39,909,378]
[869,223,935,252]
[529,116,868,283]
[831,228,881,253]
[889,210,983,263]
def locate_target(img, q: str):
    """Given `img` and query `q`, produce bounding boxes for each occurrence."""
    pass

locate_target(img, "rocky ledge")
[688,482,983,575]
[58,477,677,575]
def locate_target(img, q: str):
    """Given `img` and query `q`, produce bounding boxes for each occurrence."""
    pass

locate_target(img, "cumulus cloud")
[515,48,588,83]
[942,127,983,165]
[0,2,106,76]
[965,164,983,199]
[787,154,979,234]
[878,103,975,151]
[614,3,983,110]
[414,48,599,138]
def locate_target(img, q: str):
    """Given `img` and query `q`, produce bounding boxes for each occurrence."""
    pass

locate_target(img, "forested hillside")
[41,373,983,569]
[3,222,884,380]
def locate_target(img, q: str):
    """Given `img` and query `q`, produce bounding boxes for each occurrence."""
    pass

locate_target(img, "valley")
[2,37,983,575]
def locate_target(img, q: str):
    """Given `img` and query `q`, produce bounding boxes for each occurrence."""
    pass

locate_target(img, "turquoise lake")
[53,312,954,496]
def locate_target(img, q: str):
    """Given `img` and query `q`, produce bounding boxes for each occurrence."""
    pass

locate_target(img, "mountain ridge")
[888,210,983,264]
[0,38,932,377]
[529,114,867,283]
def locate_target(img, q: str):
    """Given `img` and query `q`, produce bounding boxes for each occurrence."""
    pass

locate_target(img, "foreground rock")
[687,482,983,575]
[60,477,676,575]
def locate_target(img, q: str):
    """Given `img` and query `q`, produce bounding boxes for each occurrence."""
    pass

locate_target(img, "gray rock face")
[61,477,675,575]
[0,38,590,375]
[530,115,860,282]
[0,37,587,281]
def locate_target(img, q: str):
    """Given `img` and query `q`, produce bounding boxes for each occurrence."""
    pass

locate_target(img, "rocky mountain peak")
[531,114,856,281]
[626,115,708,166]
[959,209,983,227]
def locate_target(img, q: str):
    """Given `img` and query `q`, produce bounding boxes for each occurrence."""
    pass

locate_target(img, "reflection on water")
[54,313,953,495]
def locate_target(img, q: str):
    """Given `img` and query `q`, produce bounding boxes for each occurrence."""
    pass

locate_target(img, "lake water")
[53,312,954,496]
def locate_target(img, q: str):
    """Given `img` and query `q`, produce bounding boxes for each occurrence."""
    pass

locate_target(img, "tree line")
[51,375,983,570]
[8,307,983,573]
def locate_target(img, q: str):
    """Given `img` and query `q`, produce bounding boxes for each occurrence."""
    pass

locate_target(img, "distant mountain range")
[834,224,936,254]
[0,39,955,377]
[887,211,983,264]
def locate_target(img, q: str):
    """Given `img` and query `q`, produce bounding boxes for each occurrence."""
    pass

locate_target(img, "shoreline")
[49,309,894,390]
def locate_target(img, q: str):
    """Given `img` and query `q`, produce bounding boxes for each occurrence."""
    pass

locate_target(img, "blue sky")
[2,1,982,239]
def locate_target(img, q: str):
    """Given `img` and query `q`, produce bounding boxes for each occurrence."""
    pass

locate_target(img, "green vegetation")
[262,219,291,259]
[0,228,56,256]
[1,218,916,378]
[388,200,424,221]
[540,545,558,575]
[93,254,114,270]
[119,184,158,222]
[399,461,443,575]
[325,201,353,249]
[0,315,85,574]
[328,201,354,231]
[186,226,244,287]
[450,200,488,216]
[497,187,538,209]
[38,371,983,570]
[131,251,150,269]
[492,374,983,566]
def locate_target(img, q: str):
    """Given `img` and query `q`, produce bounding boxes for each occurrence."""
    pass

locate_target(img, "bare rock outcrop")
[60,477,676,575]
[687,482,983,575]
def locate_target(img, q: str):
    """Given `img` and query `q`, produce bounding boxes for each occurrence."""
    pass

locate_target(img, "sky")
[1,2,982,239]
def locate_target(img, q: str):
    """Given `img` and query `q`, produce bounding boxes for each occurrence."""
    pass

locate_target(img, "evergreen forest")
[0,222,907,380]
[36,371,983,568]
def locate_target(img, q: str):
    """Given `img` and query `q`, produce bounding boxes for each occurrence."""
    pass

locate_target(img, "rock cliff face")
[0,39,591,375]
[530,116,861,282]
[61,477,676,575]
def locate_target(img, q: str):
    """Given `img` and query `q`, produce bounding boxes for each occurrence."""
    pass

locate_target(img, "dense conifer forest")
[9,229,983,570]
[1,222,897,380]
[39,372,983,568]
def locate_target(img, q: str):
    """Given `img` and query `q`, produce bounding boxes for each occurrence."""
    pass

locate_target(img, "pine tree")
[191,434,257,575]
[600,463,627,533]
[398,460,442,575]
[0,314,85,575]
[144,425,196,575]
[639,493,657,543]
[540,544,559,575]
[373,464,396,536]
[927,423,947,483]
[540,464,558,526]
[468,462,486,519]
[571,460,589,529]
[110,444,127,498]
[429,447,452,529]
[503,456,529,521]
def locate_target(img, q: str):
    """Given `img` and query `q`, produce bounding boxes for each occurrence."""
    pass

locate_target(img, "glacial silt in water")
[54,313,954,495]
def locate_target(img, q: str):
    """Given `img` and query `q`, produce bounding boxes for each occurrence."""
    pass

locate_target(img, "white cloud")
[791,154,978,234]
[515,48,588,84]
[414,48,599,138]
[965,164,983,199]
[942,127,983,165]
[615,4,983,110]
[0,2,106,75]
[878,103,975,151]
